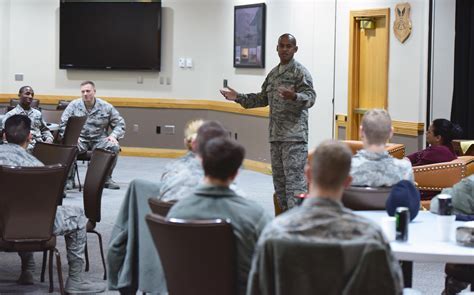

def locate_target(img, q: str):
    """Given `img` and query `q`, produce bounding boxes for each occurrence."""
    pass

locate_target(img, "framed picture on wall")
[234,3,266,68]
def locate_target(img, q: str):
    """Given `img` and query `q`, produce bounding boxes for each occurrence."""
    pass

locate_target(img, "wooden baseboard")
[0,95,269,118]
[120,146,272,175]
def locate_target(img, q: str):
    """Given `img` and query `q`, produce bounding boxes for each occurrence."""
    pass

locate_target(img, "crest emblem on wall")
[394,3,412,43]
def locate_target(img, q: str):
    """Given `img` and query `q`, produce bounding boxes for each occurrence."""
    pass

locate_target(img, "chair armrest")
[386,143,405,159]
[340,140,405,159]
[413,158,474,191]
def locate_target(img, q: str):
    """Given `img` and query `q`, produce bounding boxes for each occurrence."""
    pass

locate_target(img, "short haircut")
[361,109,392,145]
[311,140,352,191]
[201,137,245,181]
[195,120,228,155]
[80,80,96,89]
[4,114,31,145]
[279,33,297,45]
[184,119,204,150]
[18,86,33,95]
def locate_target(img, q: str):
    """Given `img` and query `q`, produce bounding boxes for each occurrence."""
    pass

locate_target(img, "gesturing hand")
[220,86,238,101]
[277,85,296,101]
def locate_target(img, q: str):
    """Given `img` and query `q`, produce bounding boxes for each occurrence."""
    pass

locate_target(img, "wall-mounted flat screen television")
[60,0,161,71]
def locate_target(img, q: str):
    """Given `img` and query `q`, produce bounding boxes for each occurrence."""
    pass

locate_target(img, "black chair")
[56,100,70,110]
[41,109,63,124]
[146,214,236,295]
[0,165,66,294]
[60,116,86,146]
[59,116,87,190]
[9,98,40,110]
[342,186,392,210]
[32,142,78,205]
[83,149,116,280]
[148,198,176,216]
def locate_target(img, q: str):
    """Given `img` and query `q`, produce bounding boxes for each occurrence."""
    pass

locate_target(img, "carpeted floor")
[0,156,452,294]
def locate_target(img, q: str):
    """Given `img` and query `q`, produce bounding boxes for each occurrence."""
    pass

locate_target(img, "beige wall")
[0,0,456,151]
[118,107,270,162]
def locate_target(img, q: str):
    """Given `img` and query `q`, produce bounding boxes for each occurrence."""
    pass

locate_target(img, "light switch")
[186,58,193,68]
[178,58,185,68]
[14,73,24,81]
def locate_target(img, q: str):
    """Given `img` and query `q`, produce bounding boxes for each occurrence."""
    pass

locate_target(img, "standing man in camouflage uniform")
[0,115,105,293]
[2,86,53,150]
[247,140,403,294]
[220,33,316,211]
[60,80,126,189]
[350,109,414,186]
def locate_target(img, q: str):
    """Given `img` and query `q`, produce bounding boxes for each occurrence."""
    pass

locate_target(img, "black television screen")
[60,1,161,71]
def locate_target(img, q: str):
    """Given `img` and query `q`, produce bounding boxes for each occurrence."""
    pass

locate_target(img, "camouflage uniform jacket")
[59,97,125,141]
[350,149,414,187]
[430,175,474,215]
[2,105,53,145]
[0,143,43,166]
[158,151,204,202]
[248,197,403,295]
[168,184,272,295]
[236,59,316,143]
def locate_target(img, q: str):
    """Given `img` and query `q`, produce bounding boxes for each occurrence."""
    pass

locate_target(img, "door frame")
[347,8,390,139]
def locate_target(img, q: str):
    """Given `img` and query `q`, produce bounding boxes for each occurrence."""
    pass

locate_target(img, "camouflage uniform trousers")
[78,137,120,154]
[19,206,88,268]
[271,141,308,211]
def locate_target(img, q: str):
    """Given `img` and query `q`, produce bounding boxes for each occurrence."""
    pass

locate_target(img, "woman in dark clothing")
[407,119,463,166]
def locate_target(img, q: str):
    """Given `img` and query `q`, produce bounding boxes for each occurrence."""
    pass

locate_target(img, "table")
[359,211,474,287]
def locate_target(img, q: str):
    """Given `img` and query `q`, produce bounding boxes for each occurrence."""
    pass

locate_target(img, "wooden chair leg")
[84,241,89,272]
[48,250,54,293]
[55,249,65,295]
[41,250,47,282]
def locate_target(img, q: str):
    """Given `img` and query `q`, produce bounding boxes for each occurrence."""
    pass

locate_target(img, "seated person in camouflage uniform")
[59,80,125,189]
[247,140,403,294]
[168,137,271,295]
[350,109,414,187]
[158,119,204,201]
[108,120,229,294]
[0,115,105,293]
[430,176,474,295]
[1,86,53,150]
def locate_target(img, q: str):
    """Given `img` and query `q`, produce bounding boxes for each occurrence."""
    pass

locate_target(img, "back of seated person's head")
[184,119,204,150]
[431,118,463,147]
[311,140,352,194]
[195,120,228,156]
[361,109,392,146]
[202,137,245,181]
[4,114,31,145]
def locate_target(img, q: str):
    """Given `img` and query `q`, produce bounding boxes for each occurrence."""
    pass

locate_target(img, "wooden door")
[347,8,390,140]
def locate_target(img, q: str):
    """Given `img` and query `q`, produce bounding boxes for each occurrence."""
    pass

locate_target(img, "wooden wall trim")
[335,114,424,137]
[0,94,269,118]
[121,147,272,175]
